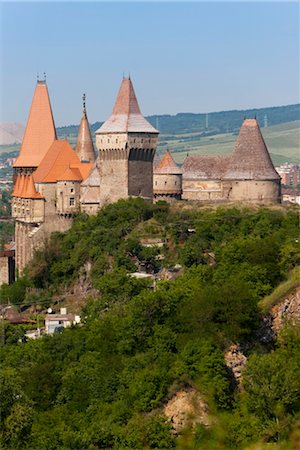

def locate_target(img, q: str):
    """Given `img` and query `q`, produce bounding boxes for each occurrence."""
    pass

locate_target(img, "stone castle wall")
[98,149,129,206]
[182,178,280,203]
[182,179,224,201]
[128,148,155,200]
[56,181,81,214]
[227,179,281,204]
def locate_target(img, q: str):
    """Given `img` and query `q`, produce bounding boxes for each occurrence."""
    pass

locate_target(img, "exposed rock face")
[224,344,247,386]
[164,387,210,434]
[271,286,300,335]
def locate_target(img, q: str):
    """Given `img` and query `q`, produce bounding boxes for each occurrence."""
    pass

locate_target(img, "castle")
[9,76,280,276]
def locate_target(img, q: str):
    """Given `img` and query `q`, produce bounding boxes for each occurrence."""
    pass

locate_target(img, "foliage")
[0,200,299,448]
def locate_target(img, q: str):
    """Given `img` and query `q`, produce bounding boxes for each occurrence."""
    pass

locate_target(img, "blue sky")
[0,1,299,126]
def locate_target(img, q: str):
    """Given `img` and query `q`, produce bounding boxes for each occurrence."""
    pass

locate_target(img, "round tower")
[153,150,182,202]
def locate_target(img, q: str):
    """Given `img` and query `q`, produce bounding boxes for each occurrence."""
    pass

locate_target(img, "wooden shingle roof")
[183,155,230,179]
[224,119,280,180]
[96,78,159,134]
[75,100,96,163]
[154,150,182,174]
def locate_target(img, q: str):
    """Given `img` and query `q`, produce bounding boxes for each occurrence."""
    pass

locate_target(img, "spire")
[224,118,280,180]
[154,150,182,174]
[96,77,159,134]
[75,94,96,163]
[112,77,141,115]
[12,175,43,199]
[14,80,57,168]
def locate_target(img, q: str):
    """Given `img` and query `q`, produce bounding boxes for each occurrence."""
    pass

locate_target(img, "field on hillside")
[1,120,299,166]
[158,120,300,165]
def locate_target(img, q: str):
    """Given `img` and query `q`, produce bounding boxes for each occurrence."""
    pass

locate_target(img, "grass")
[259,266,300,313]
[158,120,300,165]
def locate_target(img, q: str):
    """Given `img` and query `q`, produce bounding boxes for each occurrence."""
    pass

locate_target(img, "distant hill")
[57,103,300,137]
[0,123,24,145]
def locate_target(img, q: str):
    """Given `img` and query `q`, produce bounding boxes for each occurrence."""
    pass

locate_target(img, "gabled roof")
[75,99,96,163]
[224,119,280,180]
[183,155,230,180]
[71,163,93,181]
[14,81,57,168]
[154,150,182,174]
[33,140,81,183]
[12,175,44,199]
[57,167,82,182]
[96,78,159,134]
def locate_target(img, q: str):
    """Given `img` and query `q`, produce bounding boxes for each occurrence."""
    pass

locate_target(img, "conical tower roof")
[154,150,182,174]
[96,77,159,134]
[12,175,43,199]
[14,80,57,168]
[224,119,280,180]
[75,94,96,163]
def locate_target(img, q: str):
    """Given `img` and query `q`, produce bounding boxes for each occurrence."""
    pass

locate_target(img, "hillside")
[56,103,300,137]
[166,120,300,165]
[1,104,299,164]
[1,199,300,449]
[0,123,24,145]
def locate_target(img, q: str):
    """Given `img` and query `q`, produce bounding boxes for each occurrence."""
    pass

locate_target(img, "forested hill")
[0,200,300,449]
[57,103,300,137]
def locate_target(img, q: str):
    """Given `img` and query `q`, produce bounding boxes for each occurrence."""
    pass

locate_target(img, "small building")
[282,188,300,205]
[45,308,80,334]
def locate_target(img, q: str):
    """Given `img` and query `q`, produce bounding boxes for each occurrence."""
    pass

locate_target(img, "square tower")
[95,77,159,206]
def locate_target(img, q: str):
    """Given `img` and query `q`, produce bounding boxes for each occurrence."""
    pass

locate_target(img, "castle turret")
[14,79,56,171]
[12,78,56,273]
[95,77,159,205]
[75,94,96,163]
[153,150,182,202]
[224,118,281,203]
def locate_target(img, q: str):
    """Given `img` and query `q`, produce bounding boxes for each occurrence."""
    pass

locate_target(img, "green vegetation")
[0,199,300,449]
[259,266,300,313]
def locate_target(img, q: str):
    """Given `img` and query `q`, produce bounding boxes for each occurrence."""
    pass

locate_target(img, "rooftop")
[96,78,159,134]
[154,150,182,175]
[14,82,56,168]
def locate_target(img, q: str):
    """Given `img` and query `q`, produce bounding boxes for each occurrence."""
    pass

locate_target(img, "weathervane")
[83,93,86,114]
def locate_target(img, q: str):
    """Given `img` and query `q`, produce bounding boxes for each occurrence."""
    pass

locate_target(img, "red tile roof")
[96,78,159,134]
[57,167,82,182]
[33,140,81,183]
[14,82,56,168]
[154,150,182,174]
[12,175,44,199]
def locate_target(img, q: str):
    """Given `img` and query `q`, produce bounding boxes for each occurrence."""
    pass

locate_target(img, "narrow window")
[69,197,75,206]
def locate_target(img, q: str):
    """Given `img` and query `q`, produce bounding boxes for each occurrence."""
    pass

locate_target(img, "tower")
[13,78,56,175]
[12,78,56,273]
[95,77,159,206]
[223,118,281,203]
[153,150,182,202]
[75,94,96,163]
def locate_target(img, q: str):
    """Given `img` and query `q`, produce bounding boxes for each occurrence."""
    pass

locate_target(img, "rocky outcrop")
[224,344,247,387]
[270,286,300,335]
[164,386,210,434]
